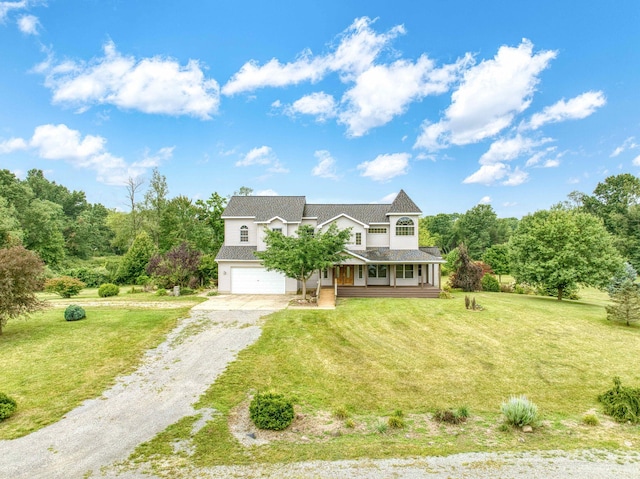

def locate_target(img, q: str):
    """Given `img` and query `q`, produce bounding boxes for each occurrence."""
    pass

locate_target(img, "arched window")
[240,225,249,242]
[395,217,414,236]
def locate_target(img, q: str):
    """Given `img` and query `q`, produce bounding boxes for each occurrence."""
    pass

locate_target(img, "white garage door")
[231,267,286,294]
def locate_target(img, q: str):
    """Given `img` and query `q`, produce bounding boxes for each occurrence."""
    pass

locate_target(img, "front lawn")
[0,304,193,439]
[132,290,640,472]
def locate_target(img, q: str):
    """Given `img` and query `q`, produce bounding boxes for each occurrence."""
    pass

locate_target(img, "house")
[215,190,444,297]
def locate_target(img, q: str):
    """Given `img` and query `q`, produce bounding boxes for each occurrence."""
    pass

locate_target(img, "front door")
[335,265,354,286]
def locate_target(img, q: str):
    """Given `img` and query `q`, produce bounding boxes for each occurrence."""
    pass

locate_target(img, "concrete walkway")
[0,296,289,479]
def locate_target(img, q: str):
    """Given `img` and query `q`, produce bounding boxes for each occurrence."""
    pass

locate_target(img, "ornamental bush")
[64,304,86,321]
[98,283,120,298]
[598,377,640,423]
[0,393,17,421]
[501,395,539,427]
[481,274,500,292]
[249,392,295,430]
[44,276,85,298]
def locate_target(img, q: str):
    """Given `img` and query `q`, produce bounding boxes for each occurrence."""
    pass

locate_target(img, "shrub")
[598,377,640,423]
[387,415,405,428]
[434,407,469,425]
[180,287,195,295]
[501,395,539,427]
[98,283,120,298]
[0,393,17,421]
[481,274,500,292]
[64,304,86,321]
[64,267,109,288]
[44,276,85,298]
[500,282,515,293]
[156,288,168,296]
[450,243,483,292]
[249,392,295,430]
[582,413,600,426]
[206,290,218,297]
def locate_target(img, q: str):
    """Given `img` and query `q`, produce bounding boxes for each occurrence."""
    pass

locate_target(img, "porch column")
[364,264,368,287]
[393,264,396,288]
[435,264,441,288]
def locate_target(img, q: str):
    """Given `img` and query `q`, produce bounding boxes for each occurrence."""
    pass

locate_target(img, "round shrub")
[98,283,120,298]
[44,276,85,298]
[249,392,294,430]
[481,274,500,292]
[0,393,17,421]
[64,304,86,321]
[155,288,168,296]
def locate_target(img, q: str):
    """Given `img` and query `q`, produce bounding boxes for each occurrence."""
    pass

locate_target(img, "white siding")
[224,218,257,246]
[388,215,420,250]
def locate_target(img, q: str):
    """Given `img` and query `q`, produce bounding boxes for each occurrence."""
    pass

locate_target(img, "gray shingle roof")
[348,247,443,263]
[389,189,422,214]
[222,196,306,222]
[215,245,258,261]
[303,204,390,225]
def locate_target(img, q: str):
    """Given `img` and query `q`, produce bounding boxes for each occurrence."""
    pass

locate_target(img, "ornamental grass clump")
[598,377,640,423]
[500,395,539,427]
[249,392,294,431]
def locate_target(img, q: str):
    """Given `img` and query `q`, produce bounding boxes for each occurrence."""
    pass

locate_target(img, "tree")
[606,280,640,326]
[234,186,253,196]
[143,168,169,247]
[450,243,483,292]
[482,244,510,283]
[422,213,459,253]
[116,231,156,284]
[418,217,438,247]
[195,192,227,254]
[21,199,66,266]
[509,208,623,300]
[146,242,202,288]
[0,246,45,334]
[454,204,498,259]
[255,223,351,300]
[0,197,23,247]
[125,176,145,239]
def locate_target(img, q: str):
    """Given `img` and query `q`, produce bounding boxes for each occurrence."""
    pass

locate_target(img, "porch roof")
[345,247,444,263]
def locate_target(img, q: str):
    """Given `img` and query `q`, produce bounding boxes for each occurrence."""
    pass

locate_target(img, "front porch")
[337,285,441,298]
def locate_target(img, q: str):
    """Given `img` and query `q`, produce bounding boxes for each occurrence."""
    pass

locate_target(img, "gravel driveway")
[0,295,637,479]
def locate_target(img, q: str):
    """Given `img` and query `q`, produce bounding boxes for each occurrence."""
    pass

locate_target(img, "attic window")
[240,225,248,242]
[395,217,414,236]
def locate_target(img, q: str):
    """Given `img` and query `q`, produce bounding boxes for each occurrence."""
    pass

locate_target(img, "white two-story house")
[215,190,444,297]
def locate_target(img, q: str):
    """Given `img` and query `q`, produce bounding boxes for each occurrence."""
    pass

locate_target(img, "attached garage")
[230,267,286,294]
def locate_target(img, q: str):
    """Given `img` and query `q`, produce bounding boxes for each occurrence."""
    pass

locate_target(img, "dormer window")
[272,227,282,234]
[240,225,249,242]
[395,217,414,236]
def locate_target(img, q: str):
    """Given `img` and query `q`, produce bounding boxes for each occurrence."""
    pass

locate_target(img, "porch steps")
[337,286,441,299]
[317,287,336,309]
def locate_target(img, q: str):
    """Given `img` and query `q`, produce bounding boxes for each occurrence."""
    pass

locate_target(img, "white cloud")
[463,163,508,184]
[0,136,28,153]
[415,39,556,150]
[373,192,398,204]
[502,168,529,186]
[236,146,274,166]
[37,41,220,119]
[311,150,339,179]
[357,152,410,182]
[236,145,288,174]
[17,13,38,34]
[339,54,472,137]
[542,159,560,168]
[222,17,404,95]
[568,177,581,184]
[632,155,640,166]
[611,137,638,157]
[526,91,606,130]
[286,92,336,121]
[479,196,491,204]
[0,123,170,185]
[255,189,279,196]
[0,1,27,22]
[479,135,550,165]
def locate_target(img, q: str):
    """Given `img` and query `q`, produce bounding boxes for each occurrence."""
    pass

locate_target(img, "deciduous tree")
[482,244,510,283]
[256,223,351,299]
[0,246,45,334]
[509,208,623,300]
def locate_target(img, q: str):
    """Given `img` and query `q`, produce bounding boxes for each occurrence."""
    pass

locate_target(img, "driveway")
[0,295,289,479]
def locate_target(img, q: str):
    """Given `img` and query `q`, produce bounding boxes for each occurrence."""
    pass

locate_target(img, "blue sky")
[1,1,639,217]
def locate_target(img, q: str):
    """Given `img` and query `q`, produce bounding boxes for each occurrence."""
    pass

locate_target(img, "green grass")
[130,290,640,470]
[0,305,192,439]
[38,286,208,303]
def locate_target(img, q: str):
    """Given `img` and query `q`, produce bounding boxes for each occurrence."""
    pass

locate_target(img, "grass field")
[130,289,640,472]
[0,294,200,440]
